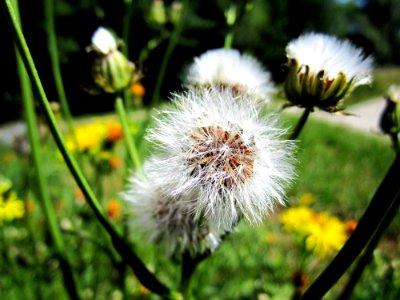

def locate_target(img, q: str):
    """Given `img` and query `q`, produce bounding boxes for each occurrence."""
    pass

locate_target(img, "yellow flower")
[280,205,349,259]
[305,212,347,258]
[279,206,314,235]
[0,191,25,223]
[66,122,106,153]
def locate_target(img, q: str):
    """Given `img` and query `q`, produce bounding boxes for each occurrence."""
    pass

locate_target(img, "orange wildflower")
[130,82,145,97]
[106,199,122,219]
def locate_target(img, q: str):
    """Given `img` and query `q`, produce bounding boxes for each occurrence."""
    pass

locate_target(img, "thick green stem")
[44,0,75,135]
[12,1,79,298]
[300,155,400,299]
[338,190,400,300]
[115,96,143,174]
[150,0,188,107]
[289,107,312,140]
[1,0,172,296]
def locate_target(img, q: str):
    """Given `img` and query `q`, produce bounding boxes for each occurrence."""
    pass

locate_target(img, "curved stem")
[1,1,172,297]
[300,155,400,299]
[289,107,312,140]
[12,1,79,298]
[338,190,400,300]
[150,0,188,107]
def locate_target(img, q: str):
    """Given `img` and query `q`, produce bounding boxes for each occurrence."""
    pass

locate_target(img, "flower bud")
[284,33,373,112]
[88,27,137,94]
[149,0,167,25]
[91,51,136,93]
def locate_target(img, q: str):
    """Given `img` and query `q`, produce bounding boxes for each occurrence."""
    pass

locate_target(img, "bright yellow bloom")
[305,212,347,258]
[0,191,25,223]
[66,119,129,153]
[279,206,314,235]
[66,122,106,153]
[280,206,349,259]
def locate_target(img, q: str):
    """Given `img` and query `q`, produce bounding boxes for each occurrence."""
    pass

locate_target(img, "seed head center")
[188,125,255,188]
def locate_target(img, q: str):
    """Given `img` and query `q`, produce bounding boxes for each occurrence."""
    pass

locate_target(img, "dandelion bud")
[92,50,136,94]
[284,32,373,112]
[149,0,167,25]
[88,27,137,94]
[168,1,183,25]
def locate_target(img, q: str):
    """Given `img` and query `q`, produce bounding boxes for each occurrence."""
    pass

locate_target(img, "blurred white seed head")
[122,159,222,257]
[90,27,118,55]
[185,48,275,102]
[147,88,296,229]
[284,32,373,112]
[387,84,400,104]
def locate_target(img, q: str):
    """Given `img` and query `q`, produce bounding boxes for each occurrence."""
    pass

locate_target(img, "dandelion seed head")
[185,48,275,102]
[121,162,222,257]
[147,88,296,229]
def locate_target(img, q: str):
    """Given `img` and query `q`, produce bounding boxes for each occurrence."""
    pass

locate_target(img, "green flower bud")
[92,50,136,94]
[149,0,167,25]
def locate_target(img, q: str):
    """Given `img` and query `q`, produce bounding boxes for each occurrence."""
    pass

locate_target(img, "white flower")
[284,32,373,111]
[122,158,222,257]
[185,48,275,102]
[147,88,296,229]
[90,27,117,55]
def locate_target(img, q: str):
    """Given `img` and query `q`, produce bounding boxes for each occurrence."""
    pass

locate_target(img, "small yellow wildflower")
[280,205,349,259]
[0,191,25,223]
[305,212,347,258]
[279,206,314,235]
[66,122,106,153]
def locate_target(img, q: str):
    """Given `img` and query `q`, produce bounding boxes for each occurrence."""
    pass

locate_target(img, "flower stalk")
[115,96,143,174]
[289,107,313,140]
[1,0,172,296]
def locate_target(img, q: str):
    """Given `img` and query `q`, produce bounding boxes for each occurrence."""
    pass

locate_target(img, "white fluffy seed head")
[286,32,373,86]
[91,27,118,55]
[185,48,276,102]
[147,88,296,230]
[121,160,222,257]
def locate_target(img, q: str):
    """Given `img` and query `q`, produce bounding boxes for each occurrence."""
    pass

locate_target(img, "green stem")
[289,107,312,140]
[338,190,400,300]
[300,155,400,299]
[12,1,79,298]
[115,96,143,174]
[150,0,188,107]
[1,0,172,297]
[224,31,233,49]
[44,0,75,136]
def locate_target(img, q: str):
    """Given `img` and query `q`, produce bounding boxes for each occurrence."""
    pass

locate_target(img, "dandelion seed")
[284,32,373,112]
[147,88,296,229]
[185,48,275,102]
